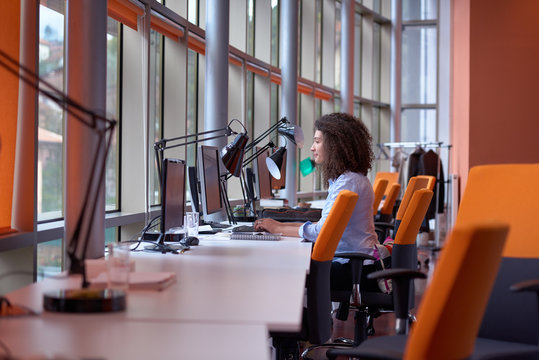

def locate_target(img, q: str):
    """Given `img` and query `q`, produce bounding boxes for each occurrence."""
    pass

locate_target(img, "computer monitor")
[271,151,286,190]
[255,147,273,199]
[198,145,224,216]
[161,158,186,234]
[187,166,200,214]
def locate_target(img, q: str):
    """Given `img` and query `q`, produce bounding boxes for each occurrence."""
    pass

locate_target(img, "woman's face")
[310,130,326,165]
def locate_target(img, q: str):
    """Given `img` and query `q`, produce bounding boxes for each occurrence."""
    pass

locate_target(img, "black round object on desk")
[43,289,126,313]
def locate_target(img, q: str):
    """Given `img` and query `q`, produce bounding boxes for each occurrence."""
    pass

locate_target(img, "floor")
[301,246,439,360]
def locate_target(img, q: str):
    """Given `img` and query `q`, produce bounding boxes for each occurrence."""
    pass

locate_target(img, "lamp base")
[43,289,126,313]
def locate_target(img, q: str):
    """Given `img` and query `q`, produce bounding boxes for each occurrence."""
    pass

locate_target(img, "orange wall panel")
[0,1,21,231]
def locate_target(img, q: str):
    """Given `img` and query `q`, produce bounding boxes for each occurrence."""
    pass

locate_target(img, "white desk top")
[3,234,311,359]
[6,235,312,333]
[0,314,270,360]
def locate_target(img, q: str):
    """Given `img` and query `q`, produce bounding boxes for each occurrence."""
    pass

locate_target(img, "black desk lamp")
[228,117,303,220]
[0,50,121,313]
[153,119,249,226]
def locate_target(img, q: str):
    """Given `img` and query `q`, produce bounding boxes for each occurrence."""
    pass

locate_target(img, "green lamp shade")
[300,158,316,176]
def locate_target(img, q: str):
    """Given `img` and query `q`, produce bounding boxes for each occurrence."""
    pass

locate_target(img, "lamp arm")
[245,117,288,152]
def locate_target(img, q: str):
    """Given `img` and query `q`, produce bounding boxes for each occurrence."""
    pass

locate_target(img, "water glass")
[107,243,131,291]
[185,212,199,237]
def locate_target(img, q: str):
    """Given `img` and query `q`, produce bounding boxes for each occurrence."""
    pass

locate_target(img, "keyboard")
[232,225,256,233]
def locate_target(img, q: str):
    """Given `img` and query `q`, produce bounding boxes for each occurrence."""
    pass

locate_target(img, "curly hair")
[314,112,374,185]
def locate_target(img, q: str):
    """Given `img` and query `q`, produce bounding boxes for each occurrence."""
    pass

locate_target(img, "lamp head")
[266,146,287,180]
[221,132,249,177]
[277,125,304,148]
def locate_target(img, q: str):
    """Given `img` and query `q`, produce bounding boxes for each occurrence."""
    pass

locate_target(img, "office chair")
[452,164,539,359]
[376,182,401,223]
[372,178,389,217]
[375,176,430,243]
[326,222,509,360]
[373,172,400,197]
[331,188,433,346]
[271,189,359,360]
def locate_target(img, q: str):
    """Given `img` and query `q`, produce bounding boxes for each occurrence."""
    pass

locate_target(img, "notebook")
[90,271,177,291]
[230,232,281,241]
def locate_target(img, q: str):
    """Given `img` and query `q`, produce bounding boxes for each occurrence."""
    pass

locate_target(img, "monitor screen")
[255,147,273,199]
[271,150,286,190]
[198,145,223,215]
[161,158,186,234]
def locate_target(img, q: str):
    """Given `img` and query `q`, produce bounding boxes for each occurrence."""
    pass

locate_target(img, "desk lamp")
[153,119,248,227]
[229,117,303,219]
[0,50,121,313]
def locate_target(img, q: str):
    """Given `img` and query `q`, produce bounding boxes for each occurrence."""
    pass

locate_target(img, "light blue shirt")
[299,172,377,261]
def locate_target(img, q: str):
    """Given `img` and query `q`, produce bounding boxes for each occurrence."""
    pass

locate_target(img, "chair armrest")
[510,278,539,293]
[335,252,376,262]
[367,268,427,281]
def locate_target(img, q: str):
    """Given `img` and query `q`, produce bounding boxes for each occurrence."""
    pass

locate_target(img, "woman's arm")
[254,218,308,237]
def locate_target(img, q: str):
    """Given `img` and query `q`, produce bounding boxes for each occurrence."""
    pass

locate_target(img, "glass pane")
[334,0,341,91]
[372,22,381,101]
[402,0,437,21]
[105,227,119,247]
[106,18,120,211]
[149,30,164,206]
[401,25,437,104]
[271,0,279,66]
[37,238,63,281]
[247,0,255,56]
[401,108,437,143]
[38,3,65,221]
[188,0,198,25]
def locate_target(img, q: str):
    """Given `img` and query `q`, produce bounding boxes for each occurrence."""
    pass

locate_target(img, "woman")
[255,112,378,289]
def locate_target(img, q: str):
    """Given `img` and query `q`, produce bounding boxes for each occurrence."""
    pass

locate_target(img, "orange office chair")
[452,164,539,359]
[332,189,434,346]
[376,182,401,223]
[375,176,430,242]
[271,190,359,359]
[327,222,509,360]
[373,172,400,197]
[372,178,389,217]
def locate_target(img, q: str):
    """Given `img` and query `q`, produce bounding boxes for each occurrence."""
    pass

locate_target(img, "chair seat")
[471,338,539,360]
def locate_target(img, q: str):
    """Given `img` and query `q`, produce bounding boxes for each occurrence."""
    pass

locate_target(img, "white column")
[205,0,230,222]
[65,0,108,261]
[390,0,402,142]
[280,0,299,206]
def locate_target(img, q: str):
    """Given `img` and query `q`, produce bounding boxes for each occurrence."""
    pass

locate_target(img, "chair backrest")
[374,172,400,196]
[455,163,539,345]
[372,178,389,216]
[404,223,508,360]
[395,176,430,221]
[414,175,436,191]
[394,189,434,247]
[379,183,401,216]
[311,189,359,261]
[307,190,359,344]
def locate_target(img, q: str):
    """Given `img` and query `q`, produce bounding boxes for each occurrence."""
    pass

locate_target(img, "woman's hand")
[254,218,281,233]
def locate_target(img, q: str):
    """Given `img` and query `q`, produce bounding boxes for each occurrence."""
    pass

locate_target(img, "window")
[38,1,65,222]
[400,0,438,142]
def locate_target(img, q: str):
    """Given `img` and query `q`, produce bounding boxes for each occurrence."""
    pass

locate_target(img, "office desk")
[0,314,270,360]
[3,234,311,358]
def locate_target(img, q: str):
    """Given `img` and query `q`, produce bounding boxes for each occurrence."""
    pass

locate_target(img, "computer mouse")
[182,236,199,246]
